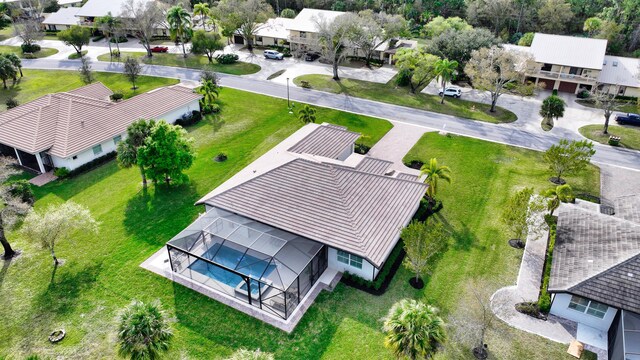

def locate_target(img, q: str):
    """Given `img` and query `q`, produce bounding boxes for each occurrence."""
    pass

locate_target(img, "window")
[337,250,363,269]
[256,36,263,42]
[72,155,78,160]
[541,63,552,71]
[92,144,102,155]
[113,135,122,145]
[568,295,608,319]
[299,31,306,38]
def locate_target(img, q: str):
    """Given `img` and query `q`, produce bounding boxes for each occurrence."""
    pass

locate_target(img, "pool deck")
[141,247,342,333]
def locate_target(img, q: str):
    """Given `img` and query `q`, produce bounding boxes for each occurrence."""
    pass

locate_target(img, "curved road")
[23,58,640,171]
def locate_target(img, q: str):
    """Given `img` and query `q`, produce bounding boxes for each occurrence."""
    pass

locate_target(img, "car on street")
[264,50,284,60]
[151,46,169,53]
[438,87,462,98]
[304,52,321,61]
[615,113,640,126]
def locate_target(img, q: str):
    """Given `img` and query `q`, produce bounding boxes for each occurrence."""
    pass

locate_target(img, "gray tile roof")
[397,173,419,181]
[549,195,640,313]
[288,124,360,159]
[355,157,392,175]
[203,158,427,267]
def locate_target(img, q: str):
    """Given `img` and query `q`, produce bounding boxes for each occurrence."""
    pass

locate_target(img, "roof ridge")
[564,204,640,228]
[327,164,369,251]
[54,93,112,107]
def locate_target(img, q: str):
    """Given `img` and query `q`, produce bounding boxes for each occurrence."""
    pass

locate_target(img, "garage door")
[233,35,244,45]
[558,81,578,93]
[537,78,555,91]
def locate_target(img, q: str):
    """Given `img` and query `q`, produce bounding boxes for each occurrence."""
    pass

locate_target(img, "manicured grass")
[0,25,14,41]
[68,50,88,60]
[402,132,599,359]
[97,51,262,76]
[579,124,640,150]
[576,98,639,114]
[0,45,59,58]
[0,69,179,111]
[0,84,393,359]
[267,69,286,80]
[294,74,518,123]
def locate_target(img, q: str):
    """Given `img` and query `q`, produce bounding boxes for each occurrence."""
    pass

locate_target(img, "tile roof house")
[0,82,201,174]
[509,33,640,96]
[548,195,640,356]
[160,123,425,330]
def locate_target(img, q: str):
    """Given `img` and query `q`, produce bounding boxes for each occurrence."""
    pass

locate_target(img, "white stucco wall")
[51,100,200,171]
[550,293,618,331]
[327,247,378,281]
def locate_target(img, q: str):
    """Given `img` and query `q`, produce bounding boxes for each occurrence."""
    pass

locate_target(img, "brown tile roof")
[203,158,427,267]
[0,82,201,158]
[288,124,360,159]
[549,195,640,313]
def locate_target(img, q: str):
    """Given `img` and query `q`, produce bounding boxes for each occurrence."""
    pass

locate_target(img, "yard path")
[19,57,640,171]
[367,122,427,175]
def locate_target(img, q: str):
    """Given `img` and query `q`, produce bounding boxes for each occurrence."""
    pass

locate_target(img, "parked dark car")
[304,52,321,61]
[151,46,169,53]
[615,113,640,126]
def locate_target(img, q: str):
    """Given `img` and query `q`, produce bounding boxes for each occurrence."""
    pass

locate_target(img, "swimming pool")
[189,243,275,295]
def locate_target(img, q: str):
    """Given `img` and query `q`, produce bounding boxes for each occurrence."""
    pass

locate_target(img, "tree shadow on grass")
[123,183,200,247]
[35,160,120,201]
[434,213,481,252]
[33,262,103,316]
[0,255,14,290]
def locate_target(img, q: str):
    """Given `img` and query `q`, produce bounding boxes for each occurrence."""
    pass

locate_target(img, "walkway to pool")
[141,247,343,333]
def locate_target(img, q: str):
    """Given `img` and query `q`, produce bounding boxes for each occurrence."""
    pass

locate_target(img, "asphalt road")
[22,58,640,171]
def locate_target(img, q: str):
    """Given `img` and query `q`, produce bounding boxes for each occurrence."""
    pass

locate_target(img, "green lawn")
[0,45,59,58]
[294,74,518,123]
[0,69,179,111]
[579,124,640,150]
[97,51,262,76]
[576,98,639,114]
[0,25,14,41]
[68,50,88,60]
[1,92,600,360]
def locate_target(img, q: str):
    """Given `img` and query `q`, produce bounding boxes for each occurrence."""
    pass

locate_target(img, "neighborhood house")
[548,195,640,358]
[0,82,201,173]
[508,33,640,96]
[150,123,426,331]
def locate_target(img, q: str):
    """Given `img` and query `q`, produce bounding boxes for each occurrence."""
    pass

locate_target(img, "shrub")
[300,80,311,89]
[175,110,202,127]
[395,68,412,87]
[202,103,220,114]
[110,36,127,43]
[577,90,590,99]
[5,97,18,109]
[538,224,556,313]
[54,167,70,178]
[405,160,424,170]
[515,302,540,317]
[341,239,405,294]
[21,43,41,53]
[8,179,34,204]
[215,53,239,64]
[214,153,227,162]
[111,50,121,58]
[633,49,640,58]
[91,35,105,42]
[110,92,124,101]
[552,89,558,96]
[354,143,370,154]
[614,94,638,101]
[63,151,116,178]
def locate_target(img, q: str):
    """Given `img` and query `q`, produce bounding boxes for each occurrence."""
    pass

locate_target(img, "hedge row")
[341,239,405,295]
[55,151,117,179]
[538,221,557,313]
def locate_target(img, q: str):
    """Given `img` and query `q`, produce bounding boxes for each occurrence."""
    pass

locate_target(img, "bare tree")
[123,56,142,89]
[78,55,95,84]
[465,46,531,112]
[591,84,628,134]
[13,18,43,48]
[213,0,274,53]
[0,157,32,260]
[401,219,449,288]
[121,0,165,57]
[315,12,359,81]
[349,10,406,67]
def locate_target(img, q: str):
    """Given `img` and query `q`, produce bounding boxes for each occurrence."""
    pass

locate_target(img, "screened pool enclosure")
[166,207,328,319]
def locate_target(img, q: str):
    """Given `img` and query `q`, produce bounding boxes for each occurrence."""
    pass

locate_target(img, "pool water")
[189,243,275,295]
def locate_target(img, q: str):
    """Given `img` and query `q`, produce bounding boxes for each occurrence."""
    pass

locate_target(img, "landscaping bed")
[578,124,640,151]
[340,240,405,295]
[96,51,261,76]
[576,98,638,114]
[0,45,58,59]
[293,74,518,124]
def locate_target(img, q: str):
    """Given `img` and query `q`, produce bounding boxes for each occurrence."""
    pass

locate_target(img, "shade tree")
[214,0,274,52]
[537,0,574,34]
[500,187,547,248]
[393,48,440,93]
[401,219,449,288]
[349,10,406,67]
[421,16,471,38]
[426,28,500,72]
[57,25,91,55]
[543,139,595,184]
[122,0,165,57]
[314,12,359,80]
[191,30,224,63]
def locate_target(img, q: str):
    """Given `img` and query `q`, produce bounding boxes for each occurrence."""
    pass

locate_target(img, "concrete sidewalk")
[367,122,427,175]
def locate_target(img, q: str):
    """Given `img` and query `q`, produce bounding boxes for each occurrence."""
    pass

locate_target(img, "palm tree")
[434,59,458,104]
[193,3,210,31]
[96,12,122,57]
[420,158,452,199]
[539,95,566,128]
[3,53,22,77]
[298,104,317,124]
[166,5,192,58]
[117,300,173,360]
[382,299,446,360]
[543,184,574,216]
[197,79,219,108]
[0,57,17,89]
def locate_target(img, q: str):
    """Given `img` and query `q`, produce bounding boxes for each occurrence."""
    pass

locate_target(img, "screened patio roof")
[167,207,324,291]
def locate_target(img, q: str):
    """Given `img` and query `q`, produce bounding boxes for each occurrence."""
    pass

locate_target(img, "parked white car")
[439,87,462,98]
[264,50,284,60]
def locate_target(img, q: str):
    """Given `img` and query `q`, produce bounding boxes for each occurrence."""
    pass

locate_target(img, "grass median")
[294,74,518,124]
[579,124,640,150]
